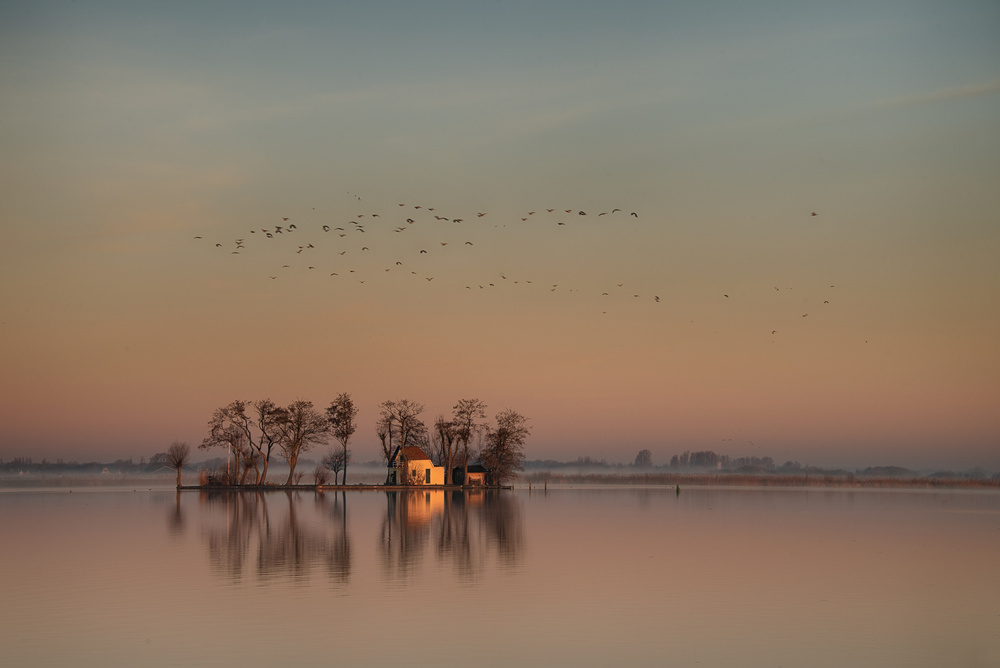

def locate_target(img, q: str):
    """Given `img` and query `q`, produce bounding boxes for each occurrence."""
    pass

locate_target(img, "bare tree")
[375,412,393,484]
[166,441,191,488]
[248,399,286,484]
[323,448,349,485]
[201,402,257,484]
[394,399,426,450]
[326,393,358,484]
[380,399,426,483]
[199,399,286,484]
[480,409,530,486]
[275,399,329,485]
[434,416,458,484]
[313,463,330,486]
[453,398,487,485]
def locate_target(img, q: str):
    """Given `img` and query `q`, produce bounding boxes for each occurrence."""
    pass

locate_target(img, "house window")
[425,468,431,484]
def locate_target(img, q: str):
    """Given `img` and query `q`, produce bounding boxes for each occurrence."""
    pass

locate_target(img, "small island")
[176,395,529,491]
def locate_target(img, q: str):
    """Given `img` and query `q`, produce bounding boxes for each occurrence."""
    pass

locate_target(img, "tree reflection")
[178,489,520,584]
[192,490,351,584]
[379,490,523,580]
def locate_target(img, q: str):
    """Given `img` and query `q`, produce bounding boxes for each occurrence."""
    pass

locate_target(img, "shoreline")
[3,474,997,491]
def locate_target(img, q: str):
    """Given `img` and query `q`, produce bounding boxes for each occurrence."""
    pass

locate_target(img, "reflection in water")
[380,490,523,580]
[168,490,184,535]
[180,489,521,584]
[186,490,351,583]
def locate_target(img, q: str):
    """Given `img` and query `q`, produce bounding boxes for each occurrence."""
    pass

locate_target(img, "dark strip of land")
[521,472,1000,489]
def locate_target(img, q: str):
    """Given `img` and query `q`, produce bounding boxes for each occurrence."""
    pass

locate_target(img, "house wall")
[406,461,444,485]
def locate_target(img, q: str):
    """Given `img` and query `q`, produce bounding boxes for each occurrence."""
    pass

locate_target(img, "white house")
[387,445,444,485]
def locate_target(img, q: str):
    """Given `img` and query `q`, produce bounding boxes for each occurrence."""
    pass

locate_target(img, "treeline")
[524,453,999,482]
[521,471,1000,488]
[0,457,177,475]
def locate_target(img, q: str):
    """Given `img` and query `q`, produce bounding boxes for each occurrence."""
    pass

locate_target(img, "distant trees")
[667,450,775,471]
[166,441,191,488]
[480,409,529,486]
[634,449,653,468]
[326,393,358,484]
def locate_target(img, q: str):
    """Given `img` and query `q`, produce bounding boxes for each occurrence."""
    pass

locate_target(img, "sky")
[1,0,998,470]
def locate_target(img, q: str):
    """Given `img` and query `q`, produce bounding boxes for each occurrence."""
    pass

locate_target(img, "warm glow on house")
[387,446,444,485]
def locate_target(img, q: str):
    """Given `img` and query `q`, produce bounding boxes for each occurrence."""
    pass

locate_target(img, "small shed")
[452,464,488,486]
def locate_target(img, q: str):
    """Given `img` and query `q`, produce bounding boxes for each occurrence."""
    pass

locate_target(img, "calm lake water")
[1,484,998,667]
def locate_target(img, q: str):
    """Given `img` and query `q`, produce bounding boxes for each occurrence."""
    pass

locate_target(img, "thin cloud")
[874,78,1000,109]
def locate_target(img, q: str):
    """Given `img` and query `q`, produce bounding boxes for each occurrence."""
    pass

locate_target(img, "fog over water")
[2,485,997,667]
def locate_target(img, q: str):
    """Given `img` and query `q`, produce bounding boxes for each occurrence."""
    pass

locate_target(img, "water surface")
[2,485,998,667]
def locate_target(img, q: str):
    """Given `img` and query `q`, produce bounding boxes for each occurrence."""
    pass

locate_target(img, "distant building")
[387,446,444,485]
[452,464,488,486]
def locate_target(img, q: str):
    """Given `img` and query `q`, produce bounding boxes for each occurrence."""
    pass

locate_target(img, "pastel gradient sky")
[1,0,998,468]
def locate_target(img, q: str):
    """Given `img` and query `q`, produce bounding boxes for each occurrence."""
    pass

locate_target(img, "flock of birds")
[195,202,656,294]
[193,198,836,334]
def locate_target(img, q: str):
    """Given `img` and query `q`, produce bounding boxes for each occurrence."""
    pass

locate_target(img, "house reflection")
[379,490,523,580]
[192,490,351,584]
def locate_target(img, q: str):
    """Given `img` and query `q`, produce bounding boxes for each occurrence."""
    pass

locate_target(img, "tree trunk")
[462,441,470,486]
[342,444,348,485]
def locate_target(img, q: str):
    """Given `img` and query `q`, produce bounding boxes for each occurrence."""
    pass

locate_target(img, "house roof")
[390,445,432,465]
